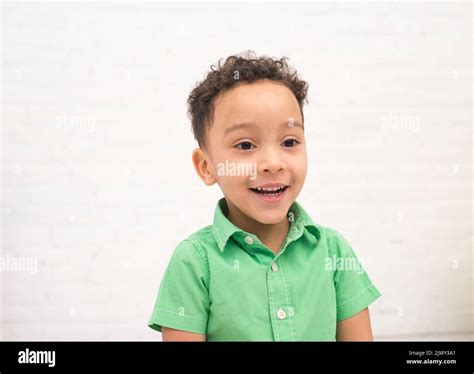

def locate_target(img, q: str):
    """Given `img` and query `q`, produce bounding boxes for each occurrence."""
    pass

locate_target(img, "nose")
[258,146,286,174]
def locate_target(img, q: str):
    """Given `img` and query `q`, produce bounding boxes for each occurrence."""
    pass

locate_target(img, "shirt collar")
[212,197,321,252]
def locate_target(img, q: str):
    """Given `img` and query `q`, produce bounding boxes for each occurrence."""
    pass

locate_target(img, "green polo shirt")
[148,198,381,341]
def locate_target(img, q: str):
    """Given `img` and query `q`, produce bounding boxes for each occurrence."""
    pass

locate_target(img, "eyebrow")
[224,120,304,137]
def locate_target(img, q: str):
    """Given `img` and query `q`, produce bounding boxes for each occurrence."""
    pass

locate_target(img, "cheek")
[300,158,308,176]
[218,175,250,191]
[288,155,307,177]
[296,149,308,176]
[212,152,258,186]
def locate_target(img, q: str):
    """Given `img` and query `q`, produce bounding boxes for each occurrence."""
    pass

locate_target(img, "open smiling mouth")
[248,185,290,203]
[249,185,289,196]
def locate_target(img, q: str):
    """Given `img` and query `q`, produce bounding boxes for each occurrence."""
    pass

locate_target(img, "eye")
[282,139,300,148]
[235,141,255,150]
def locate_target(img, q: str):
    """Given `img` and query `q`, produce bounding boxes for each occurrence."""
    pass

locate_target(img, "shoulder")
[170,225,215,263]
[320,226,347,242]
[317,225,354,257]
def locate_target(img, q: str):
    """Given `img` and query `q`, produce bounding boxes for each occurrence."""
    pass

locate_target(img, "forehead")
[211,80,302,133]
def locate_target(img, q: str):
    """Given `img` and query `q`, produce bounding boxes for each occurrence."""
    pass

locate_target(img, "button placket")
[267,257,296,341]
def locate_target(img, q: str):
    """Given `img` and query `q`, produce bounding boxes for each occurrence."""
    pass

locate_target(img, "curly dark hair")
[187,51,309,149]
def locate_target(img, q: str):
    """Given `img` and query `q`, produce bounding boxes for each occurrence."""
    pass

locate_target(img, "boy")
[148,52,381,341]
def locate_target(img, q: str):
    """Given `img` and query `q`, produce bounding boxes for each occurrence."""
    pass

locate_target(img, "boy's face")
[193,79,307,225]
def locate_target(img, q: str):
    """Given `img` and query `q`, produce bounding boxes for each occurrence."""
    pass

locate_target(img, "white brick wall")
[1,2,472,341]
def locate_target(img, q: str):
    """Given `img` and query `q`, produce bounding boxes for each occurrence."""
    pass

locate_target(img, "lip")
[249,185,290,203]
[249,182,289,189]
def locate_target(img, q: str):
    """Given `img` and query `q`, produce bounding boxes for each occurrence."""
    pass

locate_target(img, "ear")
[192,148,217,186]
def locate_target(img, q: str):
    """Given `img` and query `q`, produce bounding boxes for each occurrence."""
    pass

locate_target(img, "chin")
[251,211,288,225]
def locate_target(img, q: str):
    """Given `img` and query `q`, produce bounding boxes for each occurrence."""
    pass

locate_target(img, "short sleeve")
[148,240,210,334]
[327,229,381,321]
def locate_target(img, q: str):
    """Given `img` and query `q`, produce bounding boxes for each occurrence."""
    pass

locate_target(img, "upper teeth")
[256,186,285,192]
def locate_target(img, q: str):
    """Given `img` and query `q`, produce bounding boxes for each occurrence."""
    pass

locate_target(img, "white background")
[1,1,472,340]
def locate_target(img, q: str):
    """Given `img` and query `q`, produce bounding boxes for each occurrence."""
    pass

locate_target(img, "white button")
[271,262,279,272]
[277,309,286,320]
[245,236,254,245]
